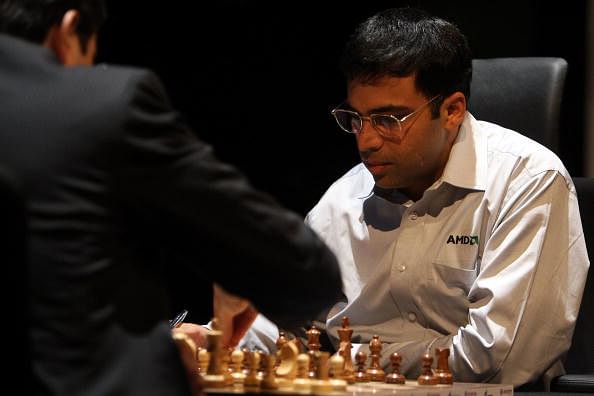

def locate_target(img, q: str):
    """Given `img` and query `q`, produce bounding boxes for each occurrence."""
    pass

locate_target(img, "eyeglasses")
[331,95,441,139]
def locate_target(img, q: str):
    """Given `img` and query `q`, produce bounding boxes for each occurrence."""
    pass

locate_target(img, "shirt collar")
[439,112,487,191]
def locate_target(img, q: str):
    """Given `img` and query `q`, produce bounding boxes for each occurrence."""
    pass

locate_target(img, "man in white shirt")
[241,6,589,390]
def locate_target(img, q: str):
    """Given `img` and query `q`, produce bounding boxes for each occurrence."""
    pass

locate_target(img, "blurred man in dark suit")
[0,1,342,394]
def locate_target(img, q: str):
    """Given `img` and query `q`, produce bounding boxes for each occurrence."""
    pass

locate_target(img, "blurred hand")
[213,283,258,348]
[172,323,210,349]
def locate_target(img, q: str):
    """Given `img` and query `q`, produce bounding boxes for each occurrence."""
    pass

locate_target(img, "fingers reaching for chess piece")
[172,323,209,349]
[212,283,258,348]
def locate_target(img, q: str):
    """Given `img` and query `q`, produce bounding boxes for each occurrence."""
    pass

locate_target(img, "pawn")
[293,353,312,393]
[366,335,385,381]
[244,351,262,389]
[329,354,348,391]
[257,350,266,380]
[230,349,246,385]
[197,348,210,376]
[311,352,333,393]
[241,347,250,376]
[434,348,453,385]
[275,331,289,369]
[417,353,438,385]
[385,352,406,384]
[221,348,234,386]
[261,354,279,390]
[354,351,369,382]
[202,320,226,388]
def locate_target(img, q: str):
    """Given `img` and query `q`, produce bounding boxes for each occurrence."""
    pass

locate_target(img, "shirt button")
[407,312,417,322]
[398,264,406,272]
[410,211,418,220]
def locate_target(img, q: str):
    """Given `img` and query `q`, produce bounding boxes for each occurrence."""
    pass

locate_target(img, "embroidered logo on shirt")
[446,235,479,245]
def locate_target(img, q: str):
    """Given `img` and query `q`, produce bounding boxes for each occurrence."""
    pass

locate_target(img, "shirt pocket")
[430,262,477,296]
[430,244,479,295]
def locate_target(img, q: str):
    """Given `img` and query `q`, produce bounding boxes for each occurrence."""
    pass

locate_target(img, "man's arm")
[113,69,342,330]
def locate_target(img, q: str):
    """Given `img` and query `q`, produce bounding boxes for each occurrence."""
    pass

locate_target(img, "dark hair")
[340,7,472,117]
[0,0,106,52]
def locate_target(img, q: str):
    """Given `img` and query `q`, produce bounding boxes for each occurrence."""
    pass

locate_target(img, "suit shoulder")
[69,64,169,106]
[65,64,174,123]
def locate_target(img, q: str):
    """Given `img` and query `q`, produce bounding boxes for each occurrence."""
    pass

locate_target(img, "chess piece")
[434,348,453,385]
[261,353,279,390]
[275,331,289,369]
[417,353,438,385]
[230,349,246,385]
[244,351,262,389]
[293,353,312,393]
[337,316,355,383]
[221,347,234,386]
[366,335,386,381]
[197,348,210,376]
[307,324,321,379]
[276,339,299,388]
[385,352,406,384]
[241,347,250,376]
[354,351,369,382]
[329,354,348,391]
[311,351,333,393]
[201,318,226,388]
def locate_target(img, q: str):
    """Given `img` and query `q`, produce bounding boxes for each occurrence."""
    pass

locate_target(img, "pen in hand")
[169,309,188,329]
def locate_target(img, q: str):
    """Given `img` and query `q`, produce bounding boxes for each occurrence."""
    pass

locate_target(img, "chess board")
[204,380,514,396]
[194,319,514,396]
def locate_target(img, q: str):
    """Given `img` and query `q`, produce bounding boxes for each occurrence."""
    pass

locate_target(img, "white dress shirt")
[304,113,589,387]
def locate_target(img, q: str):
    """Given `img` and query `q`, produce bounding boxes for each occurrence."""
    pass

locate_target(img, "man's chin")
[373,175,399,189]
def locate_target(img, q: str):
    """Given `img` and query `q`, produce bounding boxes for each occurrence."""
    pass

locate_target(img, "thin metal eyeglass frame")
[331,95,441,138]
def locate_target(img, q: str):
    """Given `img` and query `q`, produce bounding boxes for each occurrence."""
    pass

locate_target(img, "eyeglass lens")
[334,111,401,136]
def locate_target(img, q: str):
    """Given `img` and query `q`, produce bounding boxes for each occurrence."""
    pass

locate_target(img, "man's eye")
[374,116,399,129]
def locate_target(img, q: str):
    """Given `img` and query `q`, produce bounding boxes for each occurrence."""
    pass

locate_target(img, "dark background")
[97,0,589,323]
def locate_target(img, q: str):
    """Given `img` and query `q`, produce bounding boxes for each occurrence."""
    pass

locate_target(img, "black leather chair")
[549,177,594,393]
[469,57,567,152]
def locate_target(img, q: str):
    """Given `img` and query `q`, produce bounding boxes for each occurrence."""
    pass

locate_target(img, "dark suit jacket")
[0,34,342,395]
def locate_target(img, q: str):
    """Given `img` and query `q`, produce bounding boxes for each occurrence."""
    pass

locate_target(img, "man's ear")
[440,92,467,133]
[42,10,81,65]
